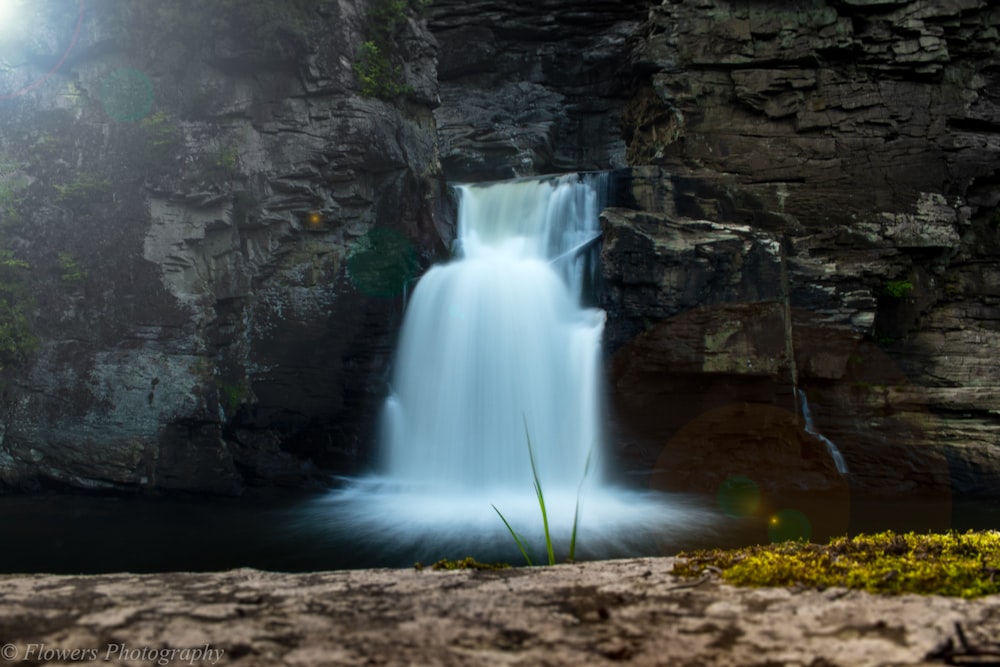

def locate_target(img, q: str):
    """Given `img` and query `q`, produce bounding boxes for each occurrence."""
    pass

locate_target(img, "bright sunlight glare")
[0,0,21,28]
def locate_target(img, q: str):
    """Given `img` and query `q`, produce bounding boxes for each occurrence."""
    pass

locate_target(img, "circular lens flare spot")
[347,228,419,298]
[101,68,154,122]
[768,508,812,543]
[716,475,760,518]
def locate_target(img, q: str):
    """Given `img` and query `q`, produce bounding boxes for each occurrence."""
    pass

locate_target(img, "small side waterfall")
[797,389,849,475]
[382,174,606,492]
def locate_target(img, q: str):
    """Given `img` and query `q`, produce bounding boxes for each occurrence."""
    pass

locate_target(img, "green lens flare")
[101,68,154,123]
[716,475,760,518]
[347,228,419,298]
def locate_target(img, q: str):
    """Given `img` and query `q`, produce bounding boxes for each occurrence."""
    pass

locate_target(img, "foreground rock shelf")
[1,558,997,666]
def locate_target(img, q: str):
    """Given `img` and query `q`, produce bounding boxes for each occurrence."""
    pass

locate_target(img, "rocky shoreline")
[1,557,998,666]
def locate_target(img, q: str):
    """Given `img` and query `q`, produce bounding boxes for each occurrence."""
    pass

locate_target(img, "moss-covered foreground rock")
[674,530,1000,599]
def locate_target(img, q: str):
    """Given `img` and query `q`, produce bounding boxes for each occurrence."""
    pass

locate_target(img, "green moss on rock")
[416,557,510,571]
[673,530,1000,598]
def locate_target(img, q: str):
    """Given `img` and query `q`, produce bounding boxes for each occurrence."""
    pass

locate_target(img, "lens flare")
[716,474,761,518]
[768,508,812,543]
[100,68,154,123]
[0,0,20,28]
[347,228,418,298]
[0,0,84,100]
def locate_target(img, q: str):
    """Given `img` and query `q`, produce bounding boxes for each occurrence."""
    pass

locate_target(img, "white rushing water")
[797,389,849,475]
[310,174,717,564]
[381,174,606,492]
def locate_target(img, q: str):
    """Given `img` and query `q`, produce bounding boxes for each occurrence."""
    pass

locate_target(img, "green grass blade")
[492,504,534,566]
[568,444,594,563]
[533,479,554,565]
[523,417,554,565]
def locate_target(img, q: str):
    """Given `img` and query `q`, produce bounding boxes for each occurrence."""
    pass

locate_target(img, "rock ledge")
[1,558,998,666]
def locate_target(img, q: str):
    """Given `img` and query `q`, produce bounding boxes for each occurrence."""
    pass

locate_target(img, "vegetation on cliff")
[0,250,37,372]
[355,0,433,99]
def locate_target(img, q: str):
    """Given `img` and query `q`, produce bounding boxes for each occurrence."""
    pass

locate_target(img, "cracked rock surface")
[0,559,998,666]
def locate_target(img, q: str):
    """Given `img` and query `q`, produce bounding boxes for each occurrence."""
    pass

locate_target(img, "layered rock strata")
[0,0,443,493]
[604,0,1000,501]
[428,0,649,180]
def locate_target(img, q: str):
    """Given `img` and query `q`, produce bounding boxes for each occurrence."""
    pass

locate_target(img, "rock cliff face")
[0,0,444,493]
[428,0,649,180]
[0,0,997,502]
[604,0,1000,501]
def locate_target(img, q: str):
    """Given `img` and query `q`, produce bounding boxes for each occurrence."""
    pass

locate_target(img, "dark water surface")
[0,485,996,574]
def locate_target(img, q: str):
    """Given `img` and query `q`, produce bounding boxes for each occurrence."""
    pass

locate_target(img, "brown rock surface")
[603,0,1000,500]
[1,560,998,666]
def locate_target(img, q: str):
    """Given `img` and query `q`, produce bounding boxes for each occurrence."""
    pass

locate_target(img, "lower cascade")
[310,173,713,565]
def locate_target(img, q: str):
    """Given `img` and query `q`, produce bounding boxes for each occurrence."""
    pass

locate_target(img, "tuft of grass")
[353,0,434,99]
[140,111,182,159]
[55,176,113,207]
[672,530,1000,598]
[0,250,38,371]
[493,417,593,566]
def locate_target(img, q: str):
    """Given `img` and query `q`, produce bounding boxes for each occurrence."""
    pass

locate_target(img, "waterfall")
[309,172,715,565]
[797,389,849,475]
[382,174,606,492]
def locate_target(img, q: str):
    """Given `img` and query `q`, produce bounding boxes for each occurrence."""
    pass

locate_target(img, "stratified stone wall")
[429,0,649,180]
[0,0,444,493]
[604,0,1000,501]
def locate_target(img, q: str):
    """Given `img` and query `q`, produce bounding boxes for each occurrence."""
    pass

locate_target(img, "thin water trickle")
[798,389,850,475]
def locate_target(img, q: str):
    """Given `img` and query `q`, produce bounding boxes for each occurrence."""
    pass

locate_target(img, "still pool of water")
[0,488,995,574]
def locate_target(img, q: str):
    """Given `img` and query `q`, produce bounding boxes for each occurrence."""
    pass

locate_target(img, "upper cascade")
[454,173,606,296]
